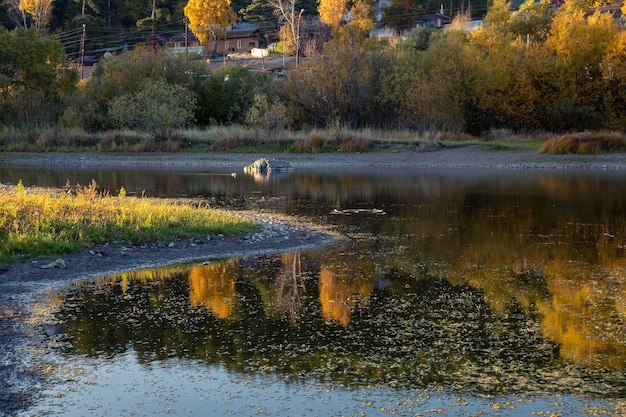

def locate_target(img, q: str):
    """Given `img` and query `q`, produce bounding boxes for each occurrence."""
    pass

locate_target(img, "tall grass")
[0,125,552,153]
[0,180,258,264]
[538,132,626,154]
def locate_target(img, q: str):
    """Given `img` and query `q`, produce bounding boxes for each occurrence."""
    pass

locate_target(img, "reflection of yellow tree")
[189,260,237,319]
[535,259,626,368]
[318,264,375,326]
[93,266,188,297]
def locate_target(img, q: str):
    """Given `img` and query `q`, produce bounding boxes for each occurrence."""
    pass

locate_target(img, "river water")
[3,164,625,416]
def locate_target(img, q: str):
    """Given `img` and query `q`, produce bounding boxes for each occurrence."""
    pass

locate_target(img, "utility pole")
[184,17,188,55]
[295,8,304,68]
[151,0,157,51]
[80,23,86,79]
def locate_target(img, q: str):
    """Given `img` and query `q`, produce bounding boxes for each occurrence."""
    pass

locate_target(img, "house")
[217,23,262,55]
[595,1,624,26]
[168,32,203,56]
[415,11,452,28]
[168,22,262,56]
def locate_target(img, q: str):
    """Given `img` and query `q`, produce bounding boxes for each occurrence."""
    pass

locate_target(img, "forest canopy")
[1,0,626,138]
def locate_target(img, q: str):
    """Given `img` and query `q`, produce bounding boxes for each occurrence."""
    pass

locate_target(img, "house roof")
[169,24,261,42]
[226,28,261,39]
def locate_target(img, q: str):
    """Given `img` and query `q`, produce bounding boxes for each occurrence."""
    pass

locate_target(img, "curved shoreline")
[0,213,340,305]
[3,147,626,414]
[0,213,340,415]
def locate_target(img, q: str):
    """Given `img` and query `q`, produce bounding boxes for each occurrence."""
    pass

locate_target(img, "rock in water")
[244,158,293,174]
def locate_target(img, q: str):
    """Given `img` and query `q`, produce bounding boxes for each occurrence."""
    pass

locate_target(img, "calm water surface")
[3,164,625,416]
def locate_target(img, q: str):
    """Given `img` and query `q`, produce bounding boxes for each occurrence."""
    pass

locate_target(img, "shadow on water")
[3,165,626,416]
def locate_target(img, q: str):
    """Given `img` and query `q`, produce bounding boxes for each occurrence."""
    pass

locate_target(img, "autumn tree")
[18,0,54,33]
[318,0,346,32]
[544,7,618,130]
[508,0,553,43]
[602,30,626,129]
[184,0,236,56]
[268,0,306,55]
[279,39,389,128]
[345,0,374,35]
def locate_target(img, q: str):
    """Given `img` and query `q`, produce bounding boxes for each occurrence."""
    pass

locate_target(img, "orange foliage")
[318,265,375,326]
[189,261,237,319]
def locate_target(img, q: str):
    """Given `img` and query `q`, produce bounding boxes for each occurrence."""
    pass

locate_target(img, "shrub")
[538,132,626,154]
[245,94,289,138]
[339,135,369,152]
[108,79,196,141]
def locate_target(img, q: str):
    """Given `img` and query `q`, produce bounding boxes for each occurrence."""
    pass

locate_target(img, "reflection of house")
[167,22,262,56]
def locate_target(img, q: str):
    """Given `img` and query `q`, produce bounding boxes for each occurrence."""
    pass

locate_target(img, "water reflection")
[189,261,238,319]
[55,249,625,398]
[4,165,626,409]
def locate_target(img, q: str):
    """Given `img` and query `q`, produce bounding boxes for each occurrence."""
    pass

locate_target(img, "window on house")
[175,42,181,48]
[249,42,256,48]
[225,41,230,49]
[237,40,242,49]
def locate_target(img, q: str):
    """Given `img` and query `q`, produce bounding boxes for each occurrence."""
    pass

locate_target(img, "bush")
[538,132,626,154]
[245,94,289,138]
[108,79,196,141]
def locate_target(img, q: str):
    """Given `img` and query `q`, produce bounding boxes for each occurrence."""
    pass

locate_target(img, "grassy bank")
[0,126,546,153]
[0,180,258,265]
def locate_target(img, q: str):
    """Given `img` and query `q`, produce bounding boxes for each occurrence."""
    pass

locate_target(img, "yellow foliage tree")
[344,0,374,36]
[18,0,54,34]
[318,0,347,32]
[184,0,236,56]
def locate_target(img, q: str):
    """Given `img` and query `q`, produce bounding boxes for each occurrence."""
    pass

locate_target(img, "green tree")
[245,93,288,137]
[0,28,77,129]
[108,79,196,139]
[381,0,422,31]
[381,30,471,131]
[191,65,271,125]
[239,0,276,22]
[73,46,206,130]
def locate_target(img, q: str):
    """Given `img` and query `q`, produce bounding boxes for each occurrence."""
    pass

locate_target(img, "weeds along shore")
[0,180,258,265]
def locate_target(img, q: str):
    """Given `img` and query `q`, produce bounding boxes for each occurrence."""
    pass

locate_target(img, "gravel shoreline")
[3,146,626,170]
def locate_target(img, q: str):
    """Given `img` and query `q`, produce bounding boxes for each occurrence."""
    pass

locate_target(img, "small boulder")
[244,158,293,174]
